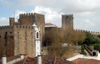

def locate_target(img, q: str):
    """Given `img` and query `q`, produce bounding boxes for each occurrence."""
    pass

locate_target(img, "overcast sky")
[0,0,100,32]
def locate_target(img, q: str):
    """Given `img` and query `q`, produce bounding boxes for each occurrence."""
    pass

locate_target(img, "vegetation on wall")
[45,28,86,58]
[82,32,100,51]
[46,28,86,46]
[83,32,100,45]
[97,35,100,38]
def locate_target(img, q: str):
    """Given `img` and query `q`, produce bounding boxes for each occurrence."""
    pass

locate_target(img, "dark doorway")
[93,52,96,56]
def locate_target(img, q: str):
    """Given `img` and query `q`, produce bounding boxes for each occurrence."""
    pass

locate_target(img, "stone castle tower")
[62,14,73,29]
[0,13,74,58]
[0,13,45,57]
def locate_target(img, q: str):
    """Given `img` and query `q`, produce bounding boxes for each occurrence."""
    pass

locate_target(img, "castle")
[2,12,99,59]
[0,12,100,58]
[0,13,45,57]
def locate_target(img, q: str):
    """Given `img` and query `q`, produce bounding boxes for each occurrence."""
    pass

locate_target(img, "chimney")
[20,54,24,59]
[2,56,6,64]
[38,56,42,64]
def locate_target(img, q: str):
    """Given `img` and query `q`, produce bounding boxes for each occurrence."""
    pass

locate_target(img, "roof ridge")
[23,56,28,64]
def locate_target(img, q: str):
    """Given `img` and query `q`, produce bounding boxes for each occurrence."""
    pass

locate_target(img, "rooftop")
[73,58,100,64]
[45,23,54,25]
[45,23,57,27]
[15,55,75,64]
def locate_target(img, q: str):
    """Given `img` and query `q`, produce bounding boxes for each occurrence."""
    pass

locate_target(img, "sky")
[0,0,100,32]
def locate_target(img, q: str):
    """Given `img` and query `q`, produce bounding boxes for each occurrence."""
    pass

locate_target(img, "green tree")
[97,35,100,38]
[46,28,86,58]
[84,32,100,45]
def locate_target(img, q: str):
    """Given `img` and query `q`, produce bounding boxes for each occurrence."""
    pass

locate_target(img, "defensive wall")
[62,14,73,29]
[75,29,100,35]
[14,25,35,57]
[0,25,36,57]
[0,26,14,57]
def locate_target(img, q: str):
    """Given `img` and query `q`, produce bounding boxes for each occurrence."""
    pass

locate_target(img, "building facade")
[0,13,45,57]
[0,13,74,58]
[62,14,73,29]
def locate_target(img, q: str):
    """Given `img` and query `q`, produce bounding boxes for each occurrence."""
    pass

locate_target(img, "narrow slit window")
[37,32,38,38]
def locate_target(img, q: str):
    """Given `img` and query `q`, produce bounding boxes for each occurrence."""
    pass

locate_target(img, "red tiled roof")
[14,22,20,24]
[73,58,100,64]
[0,54,27,64]
[14,55,75,64]
[45,23,54,25]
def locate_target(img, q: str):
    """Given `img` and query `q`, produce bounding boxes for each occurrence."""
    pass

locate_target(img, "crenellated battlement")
[14,25,34,29]
[19,13,34,17]
[0,26,13,30]
[75,29,100,35]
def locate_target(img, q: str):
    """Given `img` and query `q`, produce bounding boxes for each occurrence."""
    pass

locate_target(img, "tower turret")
[9,17,15,26]
[34,24,41,57]
[62,14,73,29]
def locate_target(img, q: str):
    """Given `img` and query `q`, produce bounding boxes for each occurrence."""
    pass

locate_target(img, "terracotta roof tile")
[14,22,20,24]
[45,23,54,25]
[14,55,75,64]
[73,58,100,64]
[0,54,27,64]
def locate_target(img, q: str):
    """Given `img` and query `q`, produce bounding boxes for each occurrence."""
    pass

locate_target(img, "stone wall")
[9,17,15,26]
[62,14,73,29]
[19,13,35,26]
[14,25,35,57]
[75,29,100,35]
[34,13,45,46]
[0,26,14,57]
[18,13,45,45]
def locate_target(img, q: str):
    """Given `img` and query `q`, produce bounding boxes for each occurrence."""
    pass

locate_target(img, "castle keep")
[62,14,73,29]
[0,13,74,57]
[0,13,45,57]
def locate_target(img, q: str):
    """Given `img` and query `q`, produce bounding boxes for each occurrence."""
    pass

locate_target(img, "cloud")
[3,0,99,13]
[2,0,100,13]
[31,6,63,27]
[11,10,26,22]
[1,0,100,32]
[74,19,95,29]
[0,10,26,26]
[0,17,9,26]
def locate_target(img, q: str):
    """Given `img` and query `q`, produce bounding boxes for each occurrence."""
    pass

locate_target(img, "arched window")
[37,32,38,38]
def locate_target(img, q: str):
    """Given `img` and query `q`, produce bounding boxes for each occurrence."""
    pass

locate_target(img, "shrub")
[81,45,85,50]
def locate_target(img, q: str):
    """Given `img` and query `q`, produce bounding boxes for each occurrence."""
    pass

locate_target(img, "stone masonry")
[62,14,73,29]
[0,13,45,57]
[0,13,74,58]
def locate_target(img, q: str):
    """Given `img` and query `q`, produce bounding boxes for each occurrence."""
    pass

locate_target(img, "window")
[10,32,12,34]
[37,32,38,38]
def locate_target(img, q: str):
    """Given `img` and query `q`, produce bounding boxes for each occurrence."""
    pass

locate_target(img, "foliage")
[83,52,87,55]
[97,35,100,38]
[46,28,86,57]
[81,45,85,50]
[48,46,68,57]
[83,32,100,45]
[83,32,100,51]
[91,44,100,51]
[46,28,86,45]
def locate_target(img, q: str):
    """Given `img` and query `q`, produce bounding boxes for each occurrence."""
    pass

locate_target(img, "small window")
[37,32,38,38]
[10,32,12,34]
